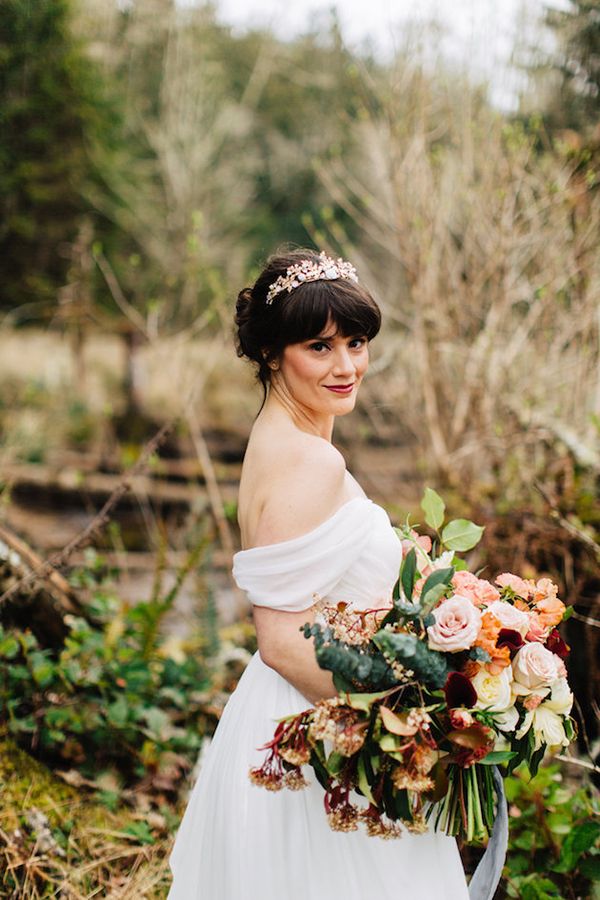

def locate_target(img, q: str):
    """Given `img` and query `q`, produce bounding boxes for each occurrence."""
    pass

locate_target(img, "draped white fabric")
[168,497,470,899]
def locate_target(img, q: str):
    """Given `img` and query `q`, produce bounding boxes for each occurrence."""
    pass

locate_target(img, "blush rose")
[427,595,482,653]
[486,600,530,637]
[512,642,561,690]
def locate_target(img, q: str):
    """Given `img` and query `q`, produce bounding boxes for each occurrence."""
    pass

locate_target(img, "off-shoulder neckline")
[233,496,373,559]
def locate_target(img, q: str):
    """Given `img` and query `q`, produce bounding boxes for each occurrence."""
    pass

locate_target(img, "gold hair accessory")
[266,251,359,305]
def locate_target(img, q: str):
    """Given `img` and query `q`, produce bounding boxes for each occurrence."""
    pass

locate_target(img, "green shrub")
[0,584,215,786]
[503,763,600,899]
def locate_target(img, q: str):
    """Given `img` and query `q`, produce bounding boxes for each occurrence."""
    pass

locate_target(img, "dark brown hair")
[235,246,381,401]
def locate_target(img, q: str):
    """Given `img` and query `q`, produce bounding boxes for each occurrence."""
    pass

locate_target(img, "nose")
[331,345,355,378]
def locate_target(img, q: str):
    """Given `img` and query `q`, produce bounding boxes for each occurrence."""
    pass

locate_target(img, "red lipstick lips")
[324,384,355,394]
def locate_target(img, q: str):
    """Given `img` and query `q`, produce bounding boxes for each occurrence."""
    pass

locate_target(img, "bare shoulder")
[242,430,348,547]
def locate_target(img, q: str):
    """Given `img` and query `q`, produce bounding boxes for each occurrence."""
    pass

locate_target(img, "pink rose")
[526,612,548,643]
[486,601,530,637]
[512,643,561,690]
[427,596,482,653]
[452,571,500,607]
[495,573,534,598]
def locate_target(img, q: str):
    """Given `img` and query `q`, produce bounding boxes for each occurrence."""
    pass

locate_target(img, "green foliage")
[302,623,397,692]
[0,585,215,784]
[421,487,445,531]
[373,630,450,690]
[441,519,485,552]
[543,0,600,130]
[0,0,120,315]
[503,763,600,899]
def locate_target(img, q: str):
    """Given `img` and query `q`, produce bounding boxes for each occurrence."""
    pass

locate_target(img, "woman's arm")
[246,438,349,704]
[252,604,336,705]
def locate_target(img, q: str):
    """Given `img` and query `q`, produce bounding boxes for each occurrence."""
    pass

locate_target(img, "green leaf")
[421,487,445,531]
[555,821,600,872]
[562,605,574,621]
[326,751,346,776]
[31,660,55,687]
[579,856,600,881]
[420,568,454,614]
[122,821,155,845]
[107,696,129,728]
[478,750,518,765]
[357,754,375,803]
[342,688,396,713]
[441,519,484,552]
[378,733,404,752]
[401,548,417,601]
[520,878,561,899]
[0,634,20,658]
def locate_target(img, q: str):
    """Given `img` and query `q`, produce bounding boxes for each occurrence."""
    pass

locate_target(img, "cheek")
[356,349,369,377]
[281,350,320,385]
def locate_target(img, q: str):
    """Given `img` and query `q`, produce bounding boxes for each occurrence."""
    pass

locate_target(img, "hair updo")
[235,246,381,401]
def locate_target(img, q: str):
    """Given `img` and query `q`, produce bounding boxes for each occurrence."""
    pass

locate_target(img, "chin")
[330,397,357,416]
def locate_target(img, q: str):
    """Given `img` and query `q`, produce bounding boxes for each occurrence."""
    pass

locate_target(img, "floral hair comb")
[265,251,359,305]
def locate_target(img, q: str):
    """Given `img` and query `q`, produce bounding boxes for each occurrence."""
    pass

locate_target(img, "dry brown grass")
[0,739,174,899]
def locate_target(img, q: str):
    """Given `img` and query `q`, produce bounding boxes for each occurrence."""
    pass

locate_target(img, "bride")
[168,247,470,898]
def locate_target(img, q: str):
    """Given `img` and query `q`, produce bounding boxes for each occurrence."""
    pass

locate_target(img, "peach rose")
[474,611,511,674]
[451,571,500,607]
[535,596,566,630]
[495,573,535,599]
[533,577,556,598]
[486,600,531,637]
[512,642,561,690]
[427,596,482,653]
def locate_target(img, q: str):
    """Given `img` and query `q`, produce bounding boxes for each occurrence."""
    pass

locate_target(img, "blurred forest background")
[1,0,599,896]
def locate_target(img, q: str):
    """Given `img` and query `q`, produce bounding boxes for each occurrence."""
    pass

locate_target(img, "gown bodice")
[232,497,402,612]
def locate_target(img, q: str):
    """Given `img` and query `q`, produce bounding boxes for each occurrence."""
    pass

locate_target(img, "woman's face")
[274,320,369,419]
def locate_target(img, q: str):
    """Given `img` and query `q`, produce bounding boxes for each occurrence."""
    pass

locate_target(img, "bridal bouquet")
[249,489,575,843]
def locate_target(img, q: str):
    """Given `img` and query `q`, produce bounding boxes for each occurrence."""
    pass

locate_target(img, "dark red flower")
[444,671,477,709]
[496,628,524,654]
[545,628,570,659]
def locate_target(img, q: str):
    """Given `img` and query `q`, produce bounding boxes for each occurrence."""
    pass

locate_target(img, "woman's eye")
[349,337,366,349]
[309,342,329,352]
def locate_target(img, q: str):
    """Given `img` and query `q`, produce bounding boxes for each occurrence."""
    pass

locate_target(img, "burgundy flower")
[496,628,524,655]
[545,628,570,660]
[444,671,477,709]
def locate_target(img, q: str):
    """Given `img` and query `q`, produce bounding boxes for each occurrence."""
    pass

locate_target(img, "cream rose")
[531,706,569,749]
[494,706,519,733]
[512,642,561,690]
[471,666,513,712]
[427,595,482,653]
[486,600,530,637]
[543,677,573,716]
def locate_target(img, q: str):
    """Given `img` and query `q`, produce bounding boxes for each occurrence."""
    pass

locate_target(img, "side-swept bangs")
[271,278,381,355]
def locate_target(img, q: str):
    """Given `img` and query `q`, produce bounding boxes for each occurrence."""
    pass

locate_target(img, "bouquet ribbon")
[468,767,508,900]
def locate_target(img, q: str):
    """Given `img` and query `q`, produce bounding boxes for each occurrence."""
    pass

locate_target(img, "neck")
[263,383,334,441]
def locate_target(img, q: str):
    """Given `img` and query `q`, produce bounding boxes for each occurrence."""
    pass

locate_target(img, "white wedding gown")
[168,497,470,899]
